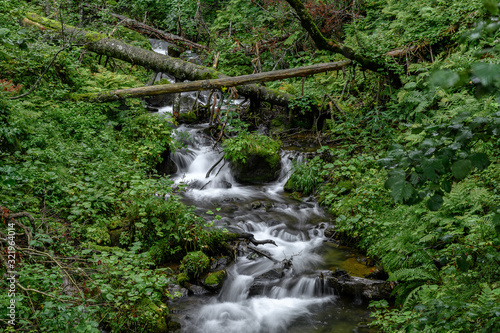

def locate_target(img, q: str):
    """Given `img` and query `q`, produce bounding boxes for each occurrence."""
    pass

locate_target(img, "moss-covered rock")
[180,251,210,279]
[224,133,282,184]
[177,111,197,124]
[177,272,189,287]
[203,270,226,291]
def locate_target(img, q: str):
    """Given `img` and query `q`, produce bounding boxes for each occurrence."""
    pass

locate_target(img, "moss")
[27,12,105,42]
[154,78,171,86]
[180,251,210,278]
[85,32,106,42]
[177,111,197,124]
[108,218,127,230]
[177,272,189,287]
[204,270,226,286]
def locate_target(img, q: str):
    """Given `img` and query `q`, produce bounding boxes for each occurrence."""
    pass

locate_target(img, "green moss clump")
[180,251,210,279]
[223,132,281,168]
[177,111,197,124]
[337,180,354,195]
[204,270,226,286]
[177,272,189,287]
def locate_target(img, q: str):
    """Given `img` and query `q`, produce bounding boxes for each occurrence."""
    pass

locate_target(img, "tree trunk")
[284,0,402,87]
[73,60,350,102]
[25,13,303,107]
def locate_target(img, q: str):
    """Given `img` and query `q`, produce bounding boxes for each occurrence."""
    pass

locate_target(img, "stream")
[150,40,372,333]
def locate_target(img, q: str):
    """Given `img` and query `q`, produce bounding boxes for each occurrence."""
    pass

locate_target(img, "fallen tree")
[25,13,337,107]
[75,60,350,102]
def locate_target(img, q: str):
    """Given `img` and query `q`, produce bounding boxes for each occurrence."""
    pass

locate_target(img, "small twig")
[248,245,278,263]
[205,154,225,178]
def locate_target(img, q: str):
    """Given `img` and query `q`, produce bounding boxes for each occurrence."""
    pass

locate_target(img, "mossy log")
[75,60,350,102]
[25,13,319,107]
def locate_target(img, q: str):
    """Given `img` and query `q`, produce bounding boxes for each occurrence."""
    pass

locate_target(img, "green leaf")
[472,63,500,86]
[384,168,405,190]
[422,158,445,183]
[391,180,415,203]
[483,0,499,15]
[430,70,460,89]
[451,159,472,179]
[441,180,452,193]
[427,194,444,211]
[469,153,490,170]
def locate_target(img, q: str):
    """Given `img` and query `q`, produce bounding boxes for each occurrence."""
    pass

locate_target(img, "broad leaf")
[427,194,444,211]
[441,180,452,193]
[451,159,472,179]
[469,153,490,170]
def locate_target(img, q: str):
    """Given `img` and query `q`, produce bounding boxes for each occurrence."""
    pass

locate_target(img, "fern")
[388,265,439,283]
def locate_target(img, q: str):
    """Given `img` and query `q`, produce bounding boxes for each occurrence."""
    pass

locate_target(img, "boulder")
[155,146,177,175]
[203,270,227,292]
[326,269,393,300]
[230,153,281,184]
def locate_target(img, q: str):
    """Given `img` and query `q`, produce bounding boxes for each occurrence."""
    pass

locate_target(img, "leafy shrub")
[286,157,324,195]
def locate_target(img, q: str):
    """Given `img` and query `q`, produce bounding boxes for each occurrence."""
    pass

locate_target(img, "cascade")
[150,40,370,333]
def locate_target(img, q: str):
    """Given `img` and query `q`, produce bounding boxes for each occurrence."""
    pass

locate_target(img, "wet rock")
[257,268,283,280]
[185,283,210,295]
[209,256,232,271]
[251,201,263,209]
[248,268,283,296]
[145,93,173,108]
[166,284,189,298]
[177,111,197,124]
[155,146,178,175]
[326,269,393,300]
[203,270,226,292]
[215,180,232,189]
[324,226,336,239]
[229,154,281,184]
[166,318,182,332]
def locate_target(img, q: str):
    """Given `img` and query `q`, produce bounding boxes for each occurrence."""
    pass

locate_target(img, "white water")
[168,125,337,333]
[149,39,369,332]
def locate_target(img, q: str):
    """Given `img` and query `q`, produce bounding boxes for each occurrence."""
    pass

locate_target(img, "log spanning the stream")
[24,13,351,106]
[75,61,351,102]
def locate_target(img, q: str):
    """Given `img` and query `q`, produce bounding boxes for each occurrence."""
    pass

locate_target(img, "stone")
[229,154,281,184]
[155,146,178,175]
[203,270,227,292]
[326,270,393,300]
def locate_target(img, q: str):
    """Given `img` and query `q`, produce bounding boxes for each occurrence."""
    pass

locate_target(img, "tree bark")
[284,0,402,87]
[25,13,304,107]
[73,60,350,102]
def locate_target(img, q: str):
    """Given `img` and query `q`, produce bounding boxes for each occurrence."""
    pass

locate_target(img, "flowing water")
[150,40,371,332]
[164,125,371,333]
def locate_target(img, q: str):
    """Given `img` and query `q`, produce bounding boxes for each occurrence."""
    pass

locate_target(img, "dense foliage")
[1,0,500,332]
